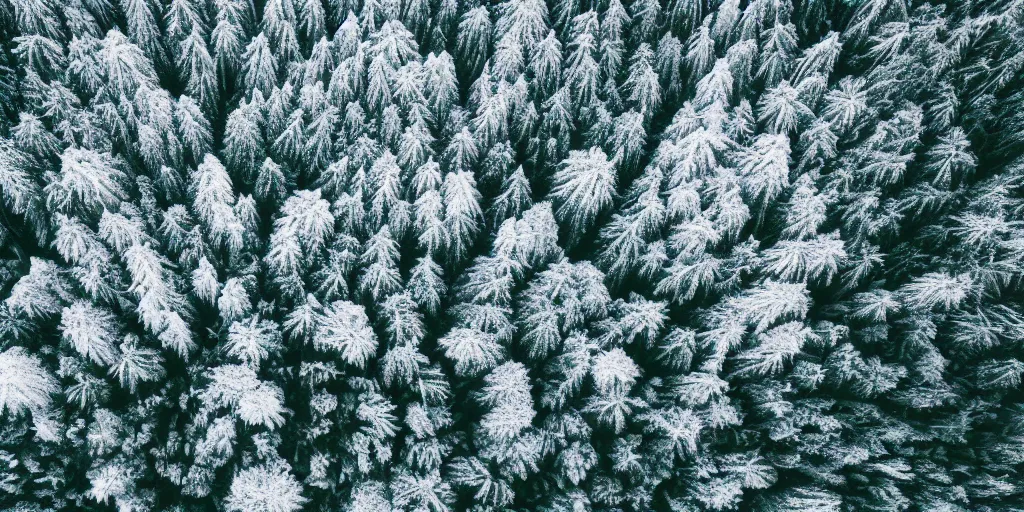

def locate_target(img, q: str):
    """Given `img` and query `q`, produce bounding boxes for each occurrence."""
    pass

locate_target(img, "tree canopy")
[2,0,1024,511]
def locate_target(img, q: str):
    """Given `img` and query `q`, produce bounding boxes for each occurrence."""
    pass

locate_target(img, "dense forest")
[2,0,1024,510]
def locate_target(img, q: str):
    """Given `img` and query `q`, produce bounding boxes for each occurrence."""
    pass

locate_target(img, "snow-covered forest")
[2,0,1024,509]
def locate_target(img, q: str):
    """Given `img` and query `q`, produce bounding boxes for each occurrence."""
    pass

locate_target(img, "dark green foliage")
[2,0,1024,511]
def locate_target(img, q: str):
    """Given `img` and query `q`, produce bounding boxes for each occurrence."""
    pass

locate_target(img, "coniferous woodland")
[2,0,1024,509]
